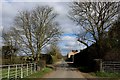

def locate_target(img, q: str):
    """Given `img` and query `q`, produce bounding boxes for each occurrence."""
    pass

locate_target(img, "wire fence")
[0,63,37,79]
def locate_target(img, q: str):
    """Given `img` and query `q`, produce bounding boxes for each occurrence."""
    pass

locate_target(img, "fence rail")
[0,63,37,79]
[102,61,120,72]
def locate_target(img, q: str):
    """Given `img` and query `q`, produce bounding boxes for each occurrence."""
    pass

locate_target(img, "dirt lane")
[43,69,86,78]
[43,60,87,79]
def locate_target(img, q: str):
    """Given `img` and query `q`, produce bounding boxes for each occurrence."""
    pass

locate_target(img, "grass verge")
[91,71,120,78]
[26,67,52,78]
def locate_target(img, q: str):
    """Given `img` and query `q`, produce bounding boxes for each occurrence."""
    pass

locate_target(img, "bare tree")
[3,6,61,62]
[69,2,119,58]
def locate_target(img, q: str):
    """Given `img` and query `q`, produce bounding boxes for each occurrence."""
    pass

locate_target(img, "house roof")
[68,50,78,58]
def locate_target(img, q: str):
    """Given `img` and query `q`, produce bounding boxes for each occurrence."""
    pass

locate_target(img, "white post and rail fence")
[0,63,37,79]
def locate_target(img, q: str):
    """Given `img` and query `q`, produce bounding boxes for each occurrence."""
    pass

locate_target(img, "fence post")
[102,61,104,72]
[15,65,17,78]
[8,65,10,78]
[114,63,115,72]
[21,64,23,78]
[94,59,103,71]
[100,59,103,72]
[31,63,32,74]
[27,64,28,76]
[34,63,36,72]
[0,72,2,80]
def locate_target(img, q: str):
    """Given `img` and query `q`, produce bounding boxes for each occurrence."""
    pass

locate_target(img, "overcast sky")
[1,0,87,55]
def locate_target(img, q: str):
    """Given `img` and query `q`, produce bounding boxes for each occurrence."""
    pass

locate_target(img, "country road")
[43,60,88,79]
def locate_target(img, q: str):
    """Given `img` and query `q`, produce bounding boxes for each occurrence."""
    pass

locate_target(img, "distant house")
[68,50,78,58]
[66,50,78,62]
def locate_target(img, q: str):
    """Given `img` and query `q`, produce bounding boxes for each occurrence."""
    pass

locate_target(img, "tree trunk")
[96,40,104,59]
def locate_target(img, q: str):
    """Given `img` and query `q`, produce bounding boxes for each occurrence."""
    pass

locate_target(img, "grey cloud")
[1,1,86,55]
[2,2,79,34]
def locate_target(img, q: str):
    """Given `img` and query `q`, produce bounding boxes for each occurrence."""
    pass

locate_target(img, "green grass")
[1,67,52,80]
[26,67,52,78]
[91,71,120,78]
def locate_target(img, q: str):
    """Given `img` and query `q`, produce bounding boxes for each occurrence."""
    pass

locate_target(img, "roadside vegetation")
[91,71,120,78]
[26,67,52,78]
[45,43,63,64]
